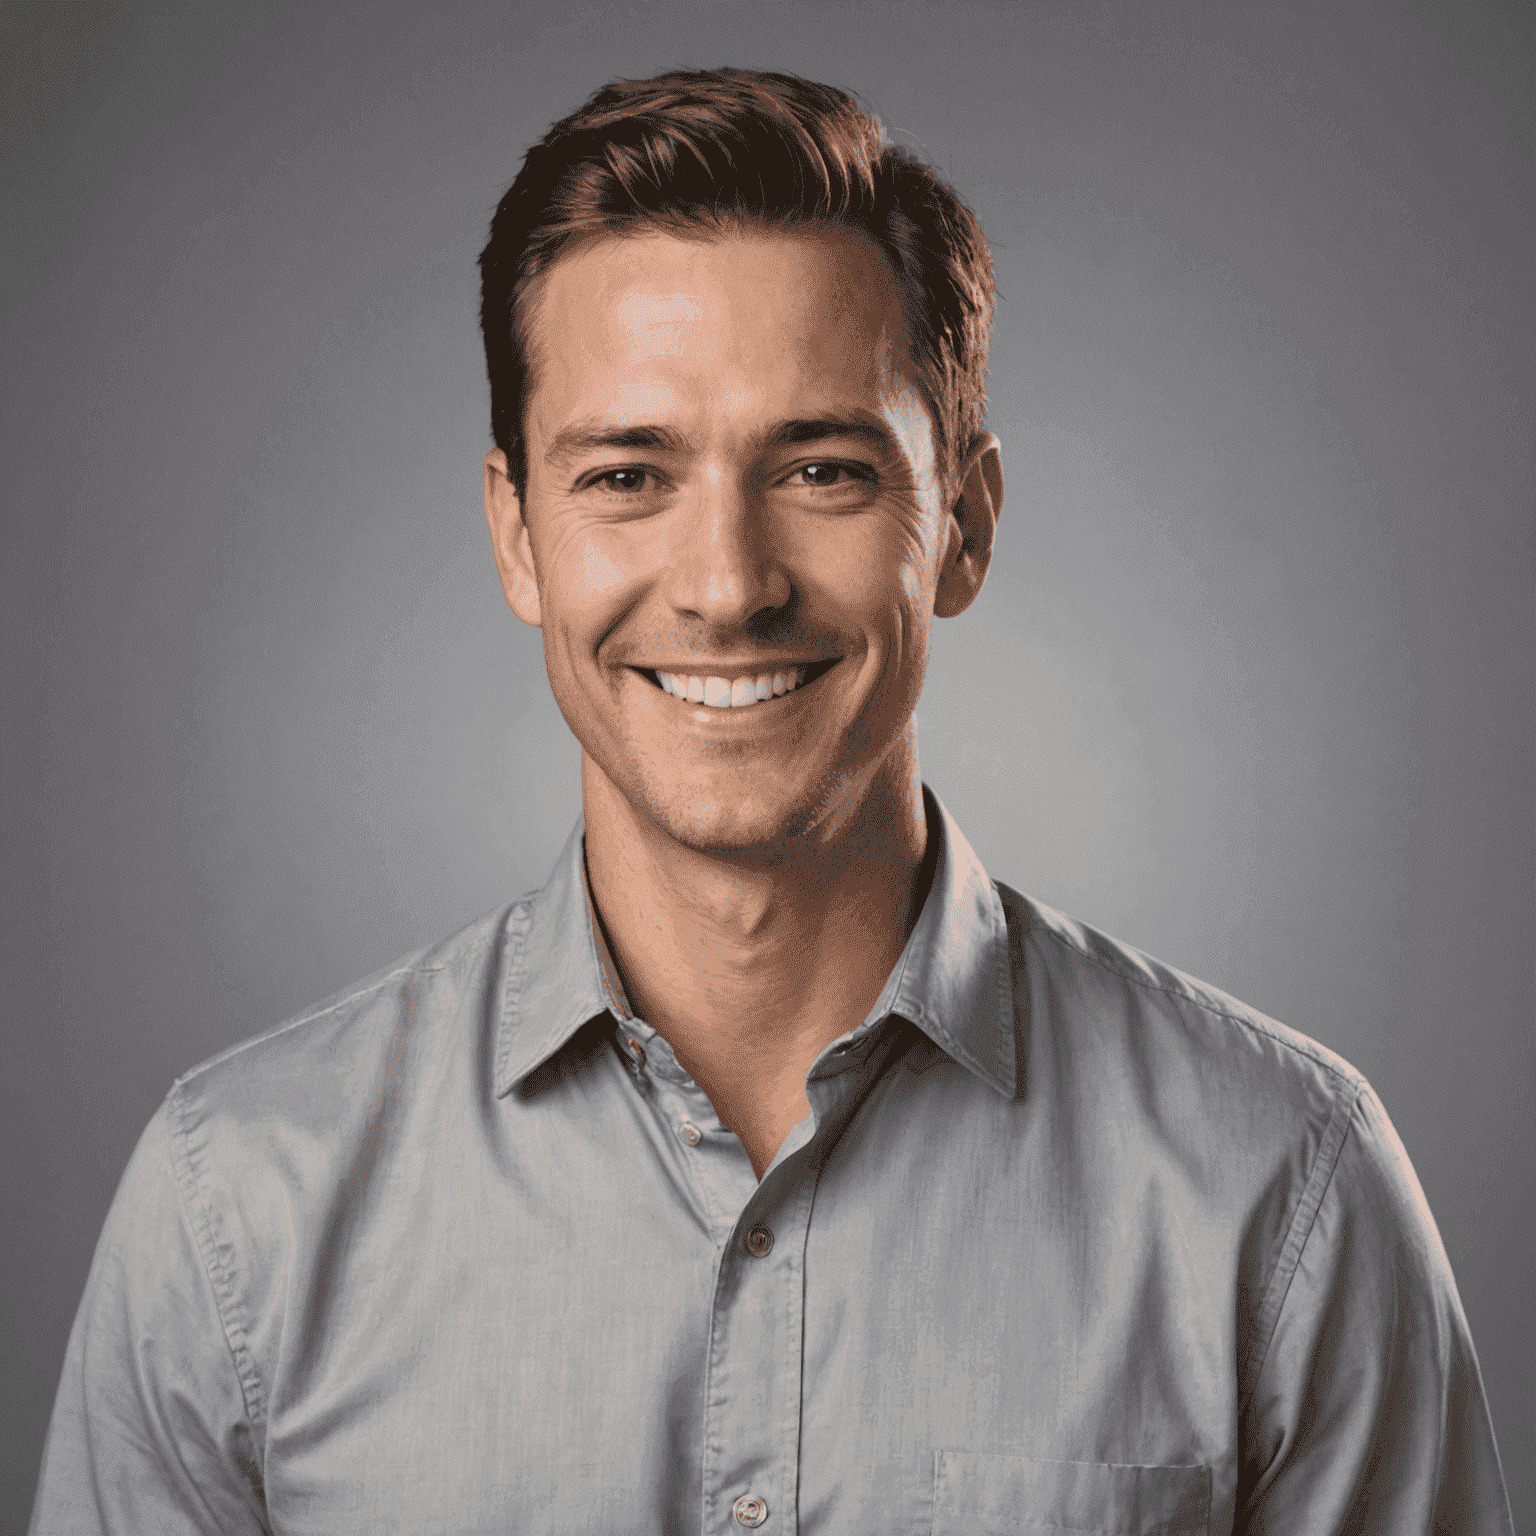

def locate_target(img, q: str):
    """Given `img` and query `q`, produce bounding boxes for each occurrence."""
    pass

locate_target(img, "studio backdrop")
[3,3,1531,1530]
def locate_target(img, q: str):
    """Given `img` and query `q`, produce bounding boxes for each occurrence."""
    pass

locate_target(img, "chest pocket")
[931,1452,1211,1535]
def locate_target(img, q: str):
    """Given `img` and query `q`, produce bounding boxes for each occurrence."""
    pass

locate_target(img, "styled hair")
[477,67,994,501]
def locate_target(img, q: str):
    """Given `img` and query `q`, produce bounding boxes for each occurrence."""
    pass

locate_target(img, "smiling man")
[484,217,997,1174]
[32,68,1512,1536]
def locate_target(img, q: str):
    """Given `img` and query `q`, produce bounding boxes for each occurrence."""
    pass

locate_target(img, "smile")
[644,660,840,709]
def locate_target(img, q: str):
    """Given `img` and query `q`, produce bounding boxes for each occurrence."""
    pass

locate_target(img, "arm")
[29,1095,270,1534]
[1238,1083,1513,1534]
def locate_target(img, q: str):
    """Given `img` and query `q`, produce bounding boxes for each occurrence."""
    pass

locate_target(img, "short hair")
[478,67,995,501]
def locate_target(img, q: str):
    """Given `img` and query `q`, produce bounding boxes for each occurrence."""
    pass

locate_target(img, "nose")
[663,473,792,626]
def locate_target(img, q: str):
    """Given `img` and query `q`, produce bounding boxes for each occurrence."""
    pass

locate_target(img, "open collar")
[495,786,1017,1100]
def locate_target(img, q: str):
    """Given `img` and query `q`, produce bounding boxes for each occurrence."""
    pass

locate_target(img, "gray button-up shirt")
[30,789,1513,1534]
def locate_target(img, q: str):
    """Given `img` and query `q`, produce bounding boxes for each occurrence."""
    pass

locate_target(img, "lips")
[641,658,840,710]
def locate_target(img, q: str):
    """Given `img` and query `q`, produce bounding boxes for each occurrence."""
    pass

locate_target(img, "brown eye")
[800,463,847,486]
[598,469,649,493]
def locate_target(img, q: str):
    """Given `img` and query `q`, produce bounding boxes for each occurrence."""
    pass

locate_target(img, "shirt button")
[733,1494,768,1527]
[678,1120,703,1146]
[745,1225,773,1257]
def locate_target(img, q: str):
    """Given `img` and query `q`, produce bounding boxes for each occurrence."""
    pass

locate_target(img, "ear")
[484,448,542,627]
[934,432,1004,619]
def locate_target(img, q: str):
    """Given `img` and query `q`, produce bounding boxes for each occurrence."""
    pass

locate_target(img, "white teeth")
[659,666,811,707]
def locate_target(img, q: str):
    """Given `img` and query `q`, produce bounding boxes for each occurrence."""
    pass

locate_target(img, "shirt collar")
[493,816,617,1096]
[495,785,1017,1100]
[876,786,1017,1097]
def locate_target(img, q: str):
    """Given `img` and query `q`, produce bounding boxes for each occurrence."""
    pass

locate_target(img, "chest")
[252,1057,1236,1535]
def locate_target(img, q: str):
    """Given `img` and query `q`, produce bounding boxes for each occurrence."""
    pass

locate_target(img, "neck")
[581,750,930,1176]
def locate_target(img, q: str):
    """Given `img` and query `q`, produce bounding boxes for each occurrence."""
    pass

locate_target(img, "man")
[31,67,1513,1535]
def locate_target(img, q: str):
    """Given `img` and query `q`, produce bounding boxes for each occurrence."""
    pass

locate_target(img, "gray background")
[3,1,1530,1527]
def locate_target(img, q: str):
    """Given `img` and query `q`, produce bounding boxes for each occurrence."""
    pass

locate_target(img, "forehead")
[520,224,918,439]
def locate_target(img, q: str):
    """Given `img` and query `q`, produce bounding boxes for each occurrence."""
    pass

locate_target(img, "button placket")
[625,1037,756,1239]
[699,1175,818,1536]
[695,1020,903,1535]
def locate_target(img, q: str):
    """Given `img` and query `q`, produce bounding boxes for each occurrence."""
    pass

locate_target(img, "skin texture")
[485,225,1003,1174]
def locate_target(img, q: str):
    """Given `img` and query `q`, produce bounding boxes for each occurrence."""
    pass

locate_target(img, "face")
[485,224,1001,857]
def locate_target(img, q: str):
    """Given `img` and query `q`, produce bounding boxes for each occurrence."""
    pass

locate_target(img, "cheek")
[900,553,933,610]
[797,513,936,637]
[538,522,651,641]
[572,539,639,608]
[881,515,944,628]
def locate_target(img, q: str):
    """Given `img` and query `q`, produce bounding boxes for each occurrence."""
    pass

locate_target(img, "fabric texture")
[30,789,1514,1535]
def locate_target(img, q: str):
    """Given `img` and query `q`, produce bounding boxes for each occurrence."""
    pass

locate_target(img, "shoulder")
[992,881,1380,1346]
[989,883,1447,1408]
[138,902,531,1392]
[169,899,526,1137]
[156,900,529,1268]
[996,879,1366,1138]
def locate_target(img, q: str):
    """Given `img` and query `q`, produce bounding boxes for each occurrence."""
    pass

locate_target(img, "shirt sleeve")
[1239,1081,1514,1534]
[29,1093,270,1535]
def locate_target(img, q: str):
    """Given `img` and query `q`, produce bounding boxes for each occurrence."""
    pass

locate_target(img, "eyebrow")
[543,415,898,470]
[768,418,897,455]
[544,422,687,468]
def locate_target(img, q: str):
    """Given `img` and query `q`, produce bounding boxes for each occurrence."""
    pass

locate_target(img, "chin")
[649,794,809,856]
[628,771,835,859]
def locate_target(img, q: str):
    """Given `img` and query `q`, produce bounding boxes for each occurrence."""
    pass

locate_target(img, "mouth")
[637,659,841,710]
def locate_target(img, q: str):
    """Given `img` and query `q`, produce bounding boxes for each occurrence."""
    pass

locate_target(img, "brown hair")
[478,67,995,501]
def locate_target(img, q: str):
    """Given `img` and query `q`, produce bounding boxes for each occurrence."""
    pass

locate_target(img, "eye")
[592,467,652,494]
[795,462,868,488]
